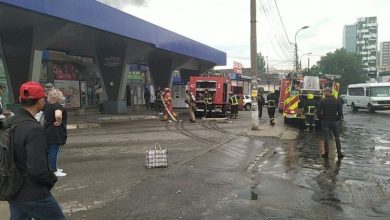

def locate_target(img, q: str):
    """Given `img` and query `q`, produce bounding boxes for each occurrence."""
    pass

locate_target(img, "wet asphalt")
[1,108,389,220]
[250,107,390,219]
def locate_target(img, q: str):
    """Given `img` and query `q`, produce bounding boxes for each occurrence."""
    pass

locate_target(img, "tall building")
[343,17,378,78]
[356,17,378,78]
[380,41,390,68]
[342,24,357,52]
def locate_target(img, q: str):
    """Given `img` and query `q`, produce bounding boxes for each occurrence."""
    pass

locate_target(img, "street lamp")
[293,26,310,72]
[300,52,312,70]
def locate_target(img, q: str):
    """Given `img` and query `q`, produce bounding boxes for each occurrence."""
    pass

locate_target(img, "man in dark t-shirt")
[317,87,344,159]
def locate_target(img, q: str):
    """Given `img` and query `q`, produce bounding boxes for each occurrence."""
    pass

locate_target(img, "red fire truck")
[281,75,340,124]
[189,75,229,117]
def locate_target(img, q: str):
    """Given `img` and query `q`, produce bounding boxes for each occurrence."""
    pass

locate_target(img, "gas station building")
[0,0,226,113]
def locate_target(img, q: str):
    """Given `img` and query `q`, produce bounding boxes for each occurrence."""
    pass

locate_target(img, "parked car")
[243,95,251,110]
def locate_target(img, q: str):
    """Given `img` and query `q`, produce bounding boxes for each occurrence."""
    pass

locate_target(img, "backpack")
[0,116,31,201]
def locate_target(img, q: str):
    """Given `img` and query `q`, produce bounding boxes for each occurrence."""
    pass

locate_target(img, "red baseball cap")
[19,82,46,100]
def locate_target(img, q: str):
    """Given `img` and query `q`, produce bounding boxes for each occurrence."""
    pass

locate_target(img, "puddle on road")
[374,145,390,150]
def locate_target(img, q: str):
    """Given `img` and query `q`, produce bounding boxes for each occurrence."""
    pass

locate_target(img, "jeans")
[8,194,65,220]
[258,105,263,118]
[48,144,61,171]
[321,120,342,154]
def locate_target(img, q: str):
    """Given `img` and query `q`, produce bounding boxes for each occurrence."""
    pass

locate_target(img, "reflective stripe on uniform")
[268,100,276,107]
[306,106,316,115]
[230,96,238,105]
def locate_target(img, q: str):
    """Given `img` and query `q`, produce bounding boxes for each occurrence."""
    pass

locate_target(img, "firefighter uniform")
[229,92,239,119]
[267,91,279,126]
[162,88,176,121]
[304,93,317,131]
[185,90,196,122]
[203,89,214,118]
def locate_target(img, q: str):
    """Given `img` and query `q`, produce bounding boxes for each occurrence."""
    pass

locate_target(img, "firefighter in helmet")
[229,91,239,119]
[267,90,279,126]
[162,87,176,121]
[203,89,214,118]
[304,93,317,131]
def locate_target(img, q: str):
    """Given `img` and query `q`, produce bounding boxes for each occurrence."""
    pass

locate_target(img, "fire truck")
[281,75,340,124]
[189,75,229,117]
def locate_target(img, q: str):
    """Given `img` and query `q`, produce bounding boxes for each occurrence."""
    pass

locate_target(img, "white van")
[346,82,390,112]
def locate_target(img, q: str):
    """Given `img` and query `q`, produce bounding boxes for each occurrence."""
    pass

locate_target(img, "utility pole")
[294,26,309,73]
[250,0,259,130]
[295,43,299,72]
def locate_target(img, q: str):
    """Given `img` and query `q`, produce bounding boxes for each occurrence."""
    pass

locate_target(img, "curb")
[66,123,101,130]
[66,115,159,130]
[98,115,159,121]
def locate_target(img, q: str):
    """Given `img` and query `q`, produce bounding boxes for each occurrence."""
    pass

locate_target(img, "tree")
[302,65,320,76]
[317,48,368,93]
[256,52,266,75]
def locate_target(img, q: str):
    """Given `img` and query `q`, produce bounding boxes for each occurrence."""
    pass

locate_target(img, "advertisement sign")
[233,62,243,74]
[229,72,241,80]
[54,80,81,108]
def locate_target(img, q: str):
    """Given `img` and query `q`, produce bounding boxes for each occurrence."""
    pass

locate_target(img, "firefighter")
[304,93,317,131]
[162,87,176,121]
[257,92,265,118]
[203,89,214,118]
[229,91,239,119]
[185,90,196,123]
[267,90,279,126]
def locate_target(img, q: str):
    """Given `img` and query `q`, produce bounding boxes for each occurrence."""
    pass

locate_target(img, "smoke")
[97,0,149,8]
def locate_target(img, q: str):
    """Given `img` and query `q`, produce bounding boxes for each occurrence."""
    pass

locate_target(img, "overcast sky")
[97,0,390,70]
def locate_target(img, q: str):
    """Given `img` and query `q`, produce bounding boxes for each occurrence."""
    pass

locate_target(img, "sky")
[97,0,390,71]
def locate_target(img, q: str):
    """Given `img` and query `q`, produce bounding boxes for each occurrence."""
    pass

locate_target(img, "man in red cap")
[7,82,65,219]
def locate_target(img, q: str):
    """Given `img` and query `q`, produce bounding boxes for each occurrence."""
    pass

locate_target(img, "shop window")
[53,62,78,80]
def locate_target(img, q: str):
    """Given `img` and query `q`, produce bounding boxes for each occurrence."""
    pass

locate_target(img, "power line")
[273,0,294,51]
[258,0,294,62]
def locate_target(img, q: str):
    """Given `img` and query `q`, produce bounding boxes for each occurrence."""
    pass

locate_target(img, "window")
[196,81,216,89]
[348,87,365,96]
[370,86,390,97]
[366,87,370,96]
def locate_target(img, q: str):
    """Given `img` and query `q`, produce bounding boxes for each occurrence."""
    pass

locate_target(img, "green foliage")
[317,48,368,93]
[302,65,320,76]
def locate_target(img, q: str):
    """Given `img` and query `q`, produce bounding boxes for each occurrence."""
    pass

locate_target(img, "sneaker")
[338,153,344,158]
[54,171,67,177]
[322,153,329,158]
[57,168,63,172]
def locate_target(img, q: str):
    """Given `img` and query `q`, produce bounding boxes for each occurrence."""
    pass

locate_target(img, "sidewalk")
[66,106,164,129]
[66,107,300,140]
